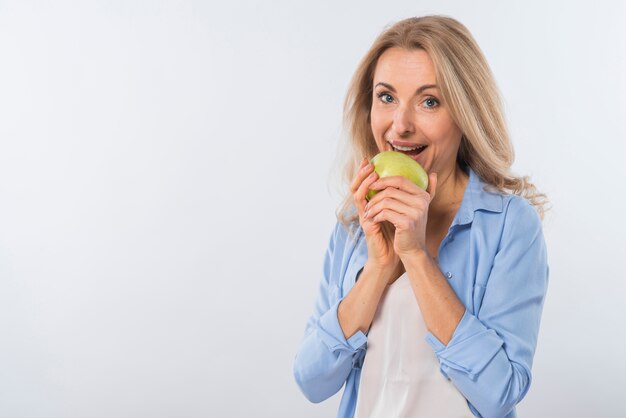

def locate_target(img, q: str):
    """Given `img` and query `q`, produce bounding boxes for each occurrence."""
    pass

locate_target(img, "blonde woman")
[293,15,550,418]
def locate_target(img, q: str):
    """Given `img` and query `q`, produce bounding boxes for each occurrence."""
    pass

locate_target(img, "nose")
[392,104,415,136]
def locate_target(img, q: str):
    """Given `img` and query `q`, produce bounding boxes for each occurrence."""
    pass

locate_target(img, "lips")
[386,140,428,161]
[386,140,427,148]
[387,140,427,152]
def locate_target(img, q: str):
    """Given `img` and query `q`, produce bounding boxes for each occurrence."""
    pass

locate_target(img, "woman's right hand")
[351,158,402,282]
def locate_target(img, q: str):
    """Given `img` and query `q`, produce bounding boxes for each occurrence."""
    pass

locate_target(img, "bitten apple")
[365,151,429,201]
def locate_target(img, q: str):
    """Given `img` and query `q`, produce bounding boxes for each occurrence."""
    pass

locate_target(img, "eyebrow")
[374,82,438,95]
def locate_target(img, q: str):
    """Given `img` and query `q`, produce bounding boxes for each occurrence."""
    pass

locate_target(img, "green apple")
[365,151,429,201]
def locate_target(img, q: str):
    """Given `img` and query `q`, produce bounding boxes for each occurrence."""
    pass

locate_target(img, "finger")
[350,159,373,194]
[365,186,423,215]
[366,197,414,221]
[427,172,438,200]
[369,208,413,231]
[356,170,379,213]
[351,163,376,215]
[370,175,425,195]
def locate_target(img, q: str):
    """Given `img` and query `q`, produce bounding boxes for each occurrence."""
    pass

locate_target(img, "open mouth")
[387,141,428,157]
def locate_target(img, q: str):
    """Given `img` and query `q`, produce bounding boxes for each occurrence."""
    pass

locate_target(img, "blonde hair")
[333,15,550,242]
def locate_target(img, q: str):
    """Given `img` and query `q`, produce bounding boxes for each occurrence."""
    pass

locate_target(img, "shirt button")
[445,272,453,279]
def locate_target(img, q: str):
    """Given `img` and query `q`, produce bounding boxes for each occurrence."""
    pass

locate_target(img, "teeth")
[391,143,426,152]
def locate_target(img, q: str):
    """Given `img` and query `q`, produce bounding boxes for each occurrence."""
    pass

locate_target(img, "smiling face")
[370,47,463,175]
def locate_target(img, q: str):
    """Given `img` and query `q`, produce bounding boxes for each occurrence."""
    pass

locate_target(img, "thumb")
[427,172,438,200]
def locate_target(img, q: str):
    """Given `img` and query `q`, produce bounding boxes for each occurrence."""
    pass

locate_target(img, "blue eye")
[424,97,439,108]
[377,92,394,103]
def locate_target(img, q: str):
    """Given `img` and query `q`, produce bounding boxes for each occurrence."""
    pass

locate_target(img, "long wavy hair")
[332,15,550,243]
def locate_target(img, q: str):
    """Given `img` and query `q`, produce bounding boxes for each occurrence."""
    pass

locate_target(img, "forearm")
[402,250,465,346]
[425,309,534,417]
[294,324,363,403]
[337,263,392,339]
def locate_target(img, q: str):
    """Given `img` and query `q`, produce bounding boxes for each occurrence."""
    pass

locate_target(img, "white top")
[354,272,473,418]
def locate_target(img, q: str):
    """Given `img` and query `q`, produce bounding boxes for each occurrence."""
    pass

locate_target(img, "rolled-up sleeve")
[293,222,368,403]
[425,197,550,418]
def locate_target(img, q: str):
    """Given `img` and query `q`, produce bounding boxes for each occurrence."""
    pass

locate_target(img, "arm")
[403,251,466,346]
[424,197,550,417]
[293,222,368,403]
[338,262,397,340]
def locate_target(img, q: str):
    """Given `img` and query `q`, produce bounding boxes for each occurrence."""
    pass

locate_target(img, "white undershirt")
[354,272,473,418]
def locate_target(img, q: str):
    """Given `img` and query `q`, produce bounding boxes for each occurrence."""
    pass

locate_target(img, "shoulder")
[468,167,541,229]
[502,194,542,229]
[331,204,362,242]
[470,190,544,252]
[328,215,362,253]
[323,218,366,291]
[498,194,545,248]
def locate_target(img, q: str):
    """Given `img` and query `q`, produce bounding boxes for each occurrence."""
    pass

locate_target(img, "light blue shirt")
[293,166,549,418]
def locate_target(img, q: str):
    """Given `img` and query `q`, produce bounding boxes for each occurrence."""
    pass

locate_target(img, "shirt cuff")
[317,298,368,353]
[425,309,504,379]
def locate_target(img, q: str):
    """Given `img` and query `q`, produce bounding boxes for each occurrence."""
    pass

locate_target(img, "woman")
[293,15,549,418]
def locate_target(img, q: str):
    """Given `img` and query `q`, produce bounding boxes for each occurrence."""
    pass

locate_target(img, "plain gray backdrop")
[1,0,625,417]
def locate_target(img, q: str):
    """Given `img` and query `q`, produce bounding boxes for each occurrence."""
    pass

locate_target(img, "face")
[370,47,463,175]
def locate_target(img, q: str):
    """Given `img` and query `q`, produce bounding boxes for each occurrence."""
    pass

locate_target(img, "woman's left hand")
[364,172,438,258]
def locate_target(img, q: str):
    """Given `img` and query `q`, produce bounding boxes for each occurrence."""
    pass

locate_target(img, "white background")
[1,1,625,417]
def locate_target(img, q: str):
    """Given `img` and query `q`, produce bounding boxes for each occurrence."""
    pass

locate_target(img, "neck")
[429,164,468,215]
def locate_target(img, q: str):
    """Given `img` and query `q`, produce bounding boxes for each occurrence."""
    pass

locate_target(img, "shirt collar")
[452,166,504,228]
